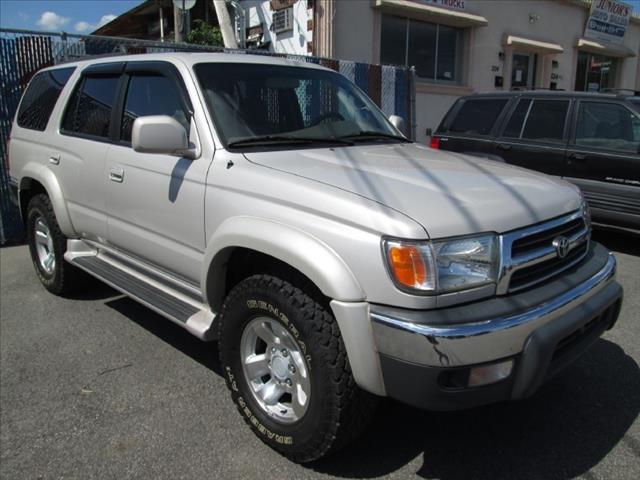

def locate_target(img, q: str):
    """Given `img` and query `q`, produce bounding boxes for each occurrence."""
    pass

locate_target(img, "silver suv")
[8,53,623,462]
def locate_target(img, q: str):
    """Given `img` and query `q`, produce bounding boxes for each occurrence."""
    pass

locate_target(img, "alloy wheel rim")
[240,316,311,424]
[34,216,55,275]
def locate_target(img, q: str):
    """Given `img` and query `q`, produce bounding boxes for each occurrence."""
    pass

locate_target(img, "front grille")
[511,217,585,257]
[499,211,590,294]
[509,241,588,290]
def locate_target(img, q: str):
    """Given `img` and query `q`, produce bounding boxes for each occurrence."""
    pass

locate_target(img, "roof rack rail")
[601,88,640,96]
[509,87,566,91]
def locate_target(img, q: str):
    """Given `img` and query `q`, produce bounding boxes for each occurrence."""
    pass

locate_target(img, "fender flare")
[202,216,365,310]
[19,162,76,236]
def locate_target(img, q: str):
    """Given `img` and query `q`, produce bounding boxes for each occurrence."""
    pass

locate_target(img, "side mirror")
[425,127,433,137]
[132,115,195,159]
[389,115,405,133]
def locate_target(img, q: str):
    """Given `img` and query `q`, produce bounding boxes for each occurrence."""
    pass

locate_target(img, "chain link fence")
[0,28,416,244]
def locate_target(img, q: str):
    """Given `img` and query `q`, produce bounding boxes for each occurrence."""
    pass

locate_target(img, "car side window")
[62,75,120,139]
[502,99,569,143]
[120,74,190,143]
[575,102,640,154]
[17,67,75,131]
[447,99,508,136]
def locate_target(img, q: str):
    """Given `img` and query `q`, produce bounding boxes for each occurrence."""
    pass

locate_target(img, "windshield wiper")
[339,131,411,143]
[227,135,354,148]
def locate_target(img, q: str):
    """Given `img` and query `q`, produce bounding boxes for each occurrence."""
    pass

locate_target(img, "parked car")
[8,54,623,462]
[431,91,640,231]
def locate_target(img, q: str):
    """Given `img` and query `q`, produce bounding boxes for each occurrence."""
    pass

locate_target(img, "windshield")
[194,62,402,148]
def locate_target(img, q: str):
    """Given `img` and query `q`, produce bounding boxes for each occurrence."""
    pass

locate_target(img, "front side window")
[121,74,190,143]
[194,63,399,148]
[381,15,462,82]
[17,68,75,131]
[575,102,640,153]
[447,99,508,136]
[62,75,119,139]
[503,99,569,143]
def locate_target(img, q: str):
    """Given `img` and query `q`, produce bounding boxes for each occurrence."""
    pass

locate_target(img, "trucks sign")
[584,0,632,45]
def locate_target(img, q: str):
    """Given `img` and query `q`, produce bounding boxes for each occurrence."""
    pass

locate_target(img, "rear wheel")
[26,194,84,295]
[219,274,376,463]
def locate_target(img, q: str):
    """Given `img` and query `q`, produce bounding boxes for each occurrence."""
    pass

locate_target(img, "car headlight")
[383,234,499,294]
[580,194,592,231]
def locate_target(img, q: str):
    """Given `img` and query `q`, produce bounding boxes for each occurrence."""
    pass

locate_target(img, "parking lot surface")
[1,229,639,480]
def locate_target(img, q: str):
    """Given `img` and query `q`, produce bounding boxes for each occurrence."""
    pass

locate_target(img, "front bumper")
[371,242,623,410]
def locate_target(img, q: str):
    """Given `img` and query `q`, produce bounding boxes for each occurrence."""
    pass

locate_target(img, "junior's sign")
[584,0,632,45]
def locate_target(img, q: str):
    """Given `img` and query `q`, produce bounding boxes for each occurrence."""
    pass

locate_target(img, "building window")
[380,14,463,82]
[575,52,618,92]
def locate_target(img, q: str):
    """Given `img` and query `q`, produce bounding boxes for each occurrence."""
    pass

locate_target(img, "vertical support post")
[409,66,417,141]
[60,31,68,62]
[159,6,165,42]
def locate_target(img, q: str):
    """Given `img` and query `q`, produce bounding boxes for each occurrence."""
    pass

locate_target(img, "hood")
[243,143,581,238]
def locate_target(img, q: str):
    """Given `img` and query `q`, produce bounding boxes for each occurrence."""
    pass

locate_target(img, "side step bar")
[66,245,217,341]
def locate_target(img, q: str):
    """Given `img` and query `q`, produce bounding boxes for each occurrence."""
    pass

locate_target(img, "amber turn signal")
[388,244,430,289]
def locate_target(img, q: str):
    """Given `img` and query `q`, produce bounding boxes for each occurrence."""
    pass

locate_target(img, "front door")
[104,63,210,282]
[511,52,537,89]
[565,99,640,229]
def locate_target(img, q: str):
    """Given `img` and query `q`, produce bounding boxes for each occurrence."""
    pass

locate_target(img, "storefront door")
[575,52,618,92]
[511,52,537,89]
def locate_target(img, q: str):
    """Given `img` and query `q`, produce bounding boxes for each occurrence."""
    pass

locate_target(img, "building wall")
[327,0,640,144]
[243,0,311,55]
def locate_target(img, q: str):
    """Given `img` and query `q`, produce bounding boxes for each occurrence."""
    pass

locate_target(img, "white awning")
[576,38,636,58]
[503,35,564,55]
[374,0,488,28]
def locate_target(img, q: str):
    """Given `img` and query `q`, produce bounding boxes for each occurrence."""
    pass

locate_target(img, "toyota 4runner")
[8,53,623,462]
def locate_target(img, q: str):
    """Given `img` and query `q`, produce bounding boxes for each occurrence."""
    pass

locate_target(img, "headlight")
[383,234,499,294]
[580,194,592,230]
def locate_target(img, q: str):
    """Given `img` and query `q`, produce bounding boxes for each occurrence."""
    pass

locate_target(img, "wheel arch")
[202,217,365,313]
[18,164,76,236]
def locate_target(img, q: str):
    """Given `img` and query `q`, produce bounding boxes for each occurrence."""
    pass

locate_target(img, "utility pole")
[213,0,239,48]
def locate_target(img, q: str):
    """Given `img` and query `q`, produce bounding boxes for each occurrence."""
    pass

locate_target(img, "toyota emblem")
[552,236,570,259]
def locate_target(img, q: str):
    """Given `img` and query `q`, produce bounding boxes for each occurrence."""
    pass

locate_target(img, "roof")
[469,90,637,100]
[43,52,332,72]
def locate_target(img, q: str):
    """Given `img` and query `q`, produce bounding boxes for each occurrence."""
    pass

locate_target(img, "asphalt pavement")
[1,229,639,480]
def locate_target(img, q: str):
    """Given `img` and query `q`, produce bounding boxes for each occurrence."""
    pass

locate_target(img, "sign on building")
[421,0,466,10]
[584,0,632,45]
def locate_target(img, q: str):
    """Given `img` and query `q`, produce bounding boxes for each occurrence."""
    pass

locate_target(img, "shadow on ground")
[104,295,639,480]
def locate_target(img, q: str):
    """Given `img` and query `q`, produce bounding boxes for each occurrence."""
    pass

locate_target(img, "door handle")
[496,143,512,151]
[568,152,587,162]
[109,168,124,183]
[49,154,60,165]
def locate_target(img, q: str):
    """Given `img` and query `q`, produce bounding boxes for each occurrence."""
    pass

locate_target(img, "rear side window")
[17,68,75,131]
[62,75,119,139]
[503,99,569,143]
[447,99,508,136]
[120,74,190,143]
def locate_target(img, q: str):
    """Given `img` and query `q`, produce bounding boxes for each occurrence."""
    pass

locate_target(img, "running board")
[65,245,217,341]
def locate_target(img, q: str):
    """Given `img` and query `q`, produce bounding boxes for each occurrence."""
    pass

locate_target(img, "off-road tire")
[26,194,84,295]
[219,274,377,463]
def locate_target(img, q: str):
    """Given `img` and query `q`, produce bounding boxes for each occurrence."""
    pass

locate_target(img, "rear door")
[492,96,571,177]
[435,97,511,157]
[565,99,640,229]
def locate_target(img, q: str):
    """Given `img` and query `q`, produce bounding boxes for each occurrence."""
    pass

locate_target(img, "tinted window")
[448,99,508,136]
[17,68,75,131]
[521,100,569,142]
[121,75,190,143]
[576,102,640,153]
[62,75,119,139]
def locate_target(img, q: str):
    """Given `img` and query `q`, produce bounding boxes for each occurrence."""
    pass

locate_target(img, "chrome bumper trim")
[371,253,617,367]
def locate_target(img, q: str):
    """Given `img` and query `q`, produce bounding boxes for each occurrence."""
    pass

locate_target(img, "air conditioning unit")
[272,7,294,34]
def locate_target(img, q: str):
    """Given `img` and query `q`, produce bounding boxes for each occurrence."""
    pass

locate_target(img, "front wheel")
[219,274,376,463]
